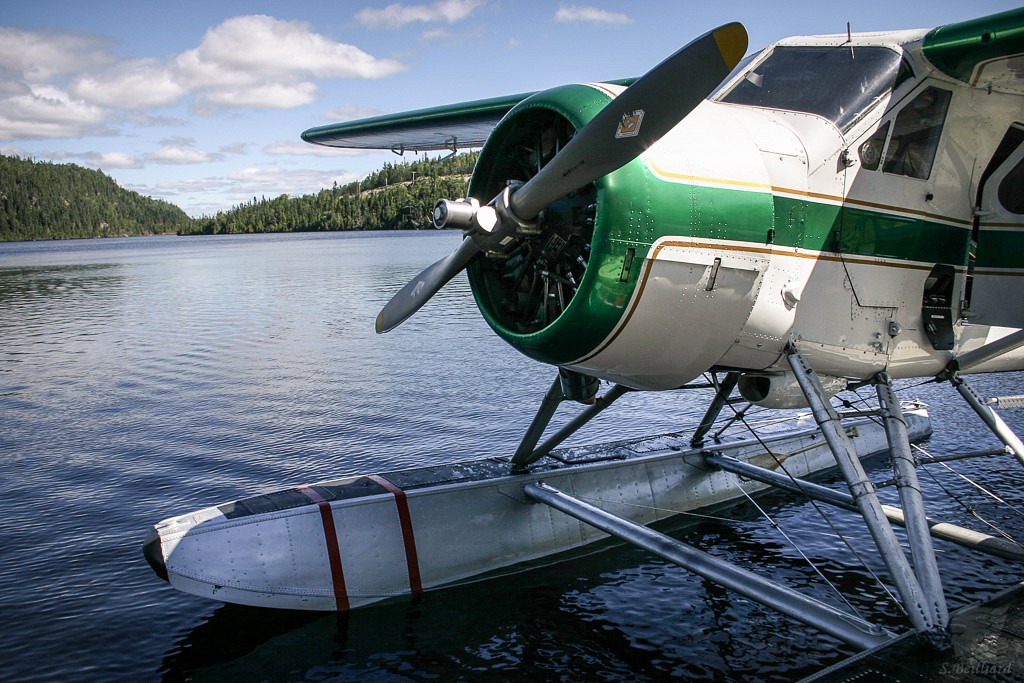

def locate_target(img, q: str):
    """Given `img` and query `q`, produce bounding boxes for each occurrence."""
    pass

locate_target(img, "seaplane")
[145,8,1024,656]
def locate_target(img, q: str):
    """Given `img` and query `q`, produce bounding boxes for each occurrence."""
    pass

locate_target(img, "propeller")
[375,22,747,334]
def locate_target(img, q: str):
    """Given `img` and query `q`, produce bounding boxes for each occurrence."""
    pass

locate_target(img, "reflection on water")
[0,232,1021,681]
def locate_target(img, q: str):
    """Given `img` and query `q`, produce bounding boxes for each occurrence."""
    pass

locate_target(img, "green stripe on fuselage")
[648,179,971,266]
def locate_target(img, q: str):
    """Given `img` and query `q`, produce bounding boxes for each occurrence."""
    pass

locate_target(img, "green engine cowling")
[465,84,649,367]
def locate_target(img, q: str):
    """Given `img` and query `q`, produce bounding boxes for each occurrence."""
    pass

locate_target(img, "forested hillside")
[0,154,194,241]
[188,152,478,235]
[0,151,480,241]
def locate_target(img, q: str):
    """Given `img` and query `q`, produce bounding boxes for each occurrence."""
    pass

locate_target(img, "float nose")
[143,527,169,582]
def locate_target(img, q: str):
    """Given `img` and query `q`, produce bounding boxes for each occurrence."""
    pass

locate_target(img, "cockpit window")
[719,46,911,130]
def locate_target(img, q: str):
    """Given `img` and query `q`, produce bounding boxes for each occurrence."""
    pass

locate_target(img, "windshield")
[719,46,911,130]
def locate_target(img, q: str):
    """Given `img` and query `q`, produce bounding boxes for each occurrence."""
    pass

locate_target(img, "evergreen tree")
[0,154,194,241]
[0,151,480,241]
[186,152,478,236]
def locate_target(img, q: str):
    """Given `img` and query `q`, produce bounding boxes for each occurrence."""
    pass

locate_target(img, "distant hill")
[0,151,480,242]
[187,152,479,235]
[0,154,194,241]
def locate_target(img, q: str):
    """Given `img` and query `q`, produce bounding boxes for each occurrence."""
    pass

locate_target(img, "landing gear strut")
[511,369,631,472]
[788,344,952,649]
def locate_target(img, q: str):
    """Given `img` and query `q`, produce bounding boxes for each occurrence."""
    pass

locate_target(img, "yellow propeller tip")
[713,22,748,70]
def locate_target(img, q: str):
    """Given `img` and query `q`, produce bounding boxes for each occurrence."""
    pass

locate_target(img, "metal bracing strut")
[950,376,1024,468]
[511,375,564,471]
[523,482,892,651]
[511,374,631,472]
[704,452,1024,562]
[874,373,949,628]
[941,328,1024,468]
[691,371,741,447]
[786,345,950,647]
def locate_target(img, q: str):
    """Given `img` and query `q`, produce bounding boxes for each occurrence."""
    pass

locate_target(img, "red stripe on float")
[367,474,423,598]
[298,486,350,611]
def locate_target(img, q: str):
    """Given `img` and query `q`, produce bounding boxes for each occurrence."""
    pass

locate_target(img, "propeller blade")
[510,22,747,221]
[375,236,481,333]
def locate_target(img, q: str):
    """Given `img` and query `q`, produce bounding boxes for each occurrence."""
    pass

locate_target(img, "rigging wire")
[712,375,909,618]
[733,482,868,620]
[911,442,1023,545]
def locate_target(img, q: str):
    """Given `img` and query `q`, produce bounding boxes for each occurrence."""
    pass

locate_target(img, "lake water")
[1,231,1021,682]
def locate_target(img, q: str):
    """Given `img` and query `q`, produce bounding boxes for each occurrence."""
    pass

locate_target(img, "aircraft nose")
[143,527,169,582]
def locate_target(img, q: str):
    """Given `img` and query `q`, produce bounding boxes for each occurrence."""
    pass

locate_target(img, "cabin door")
[967,124,1024,328]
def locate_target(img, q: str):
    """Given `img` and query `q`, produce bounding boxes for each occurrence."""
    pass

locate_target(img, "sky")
[1,0,1018,218]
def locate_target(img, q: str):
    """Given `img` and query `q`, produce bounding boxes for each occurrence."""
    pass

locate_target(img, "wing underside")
[301,79,638,154]
[301,92,533,153]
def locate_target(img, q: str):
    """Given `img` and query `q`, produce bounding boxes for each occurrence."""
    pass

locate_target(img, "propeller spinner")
[375,22,747,334]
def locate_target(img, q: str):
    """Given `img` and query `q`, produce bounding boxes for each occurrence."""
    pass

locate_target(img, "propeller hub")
[432,198,478,230]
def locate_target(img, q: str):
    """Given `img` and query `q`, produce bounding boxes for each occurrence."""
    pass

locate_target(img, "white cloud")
[121,112,187,128]
[225,165,359,197]
[152,177,232,194]
[355,0,483,29]
[146,138,224,165]
[0,16,408,140]
[194,82,319,112]
[322,103,384,121]
[174,15,406,88]
[79,151,145,169]
[420,27,456,41]
[0,84,110,139]
[70,58,186,109]
[218,142,249,155]
[148,147,217,164]
[3,147,143,169]
[0,27,115,82]
[554,5,632,25]
[263,139,370,157]
[127,163,371,217]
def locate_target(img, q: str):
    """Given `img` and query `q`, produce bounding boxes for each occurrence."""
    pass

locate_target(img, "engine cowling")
[465,84,783,392]
[466,84,646,367]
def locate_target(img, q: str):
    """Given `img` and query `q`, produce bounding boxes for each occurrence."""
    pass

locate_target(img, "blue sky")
[1,0,1017,217]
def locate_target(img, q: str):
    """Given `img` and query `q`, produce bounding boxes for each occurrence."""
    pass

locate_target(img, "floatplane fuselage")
[146,8,1024,655]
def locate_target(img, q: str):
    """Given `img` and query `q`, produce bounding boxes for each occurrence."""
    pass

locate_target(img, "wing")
[922,7,1024,93]
[300,79,638,153]
[301,92,533,153]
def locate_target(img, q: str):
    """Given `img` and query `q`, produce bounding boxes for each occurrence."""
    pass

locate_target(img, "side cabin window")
[880,87,952,180]
[719,46,912,130]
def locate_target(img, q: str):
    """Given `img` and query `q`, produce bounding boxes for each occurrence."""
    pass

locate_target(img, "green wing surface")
[301,79,638,153]
[301,92,533,153]
[922,7,1024,89]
